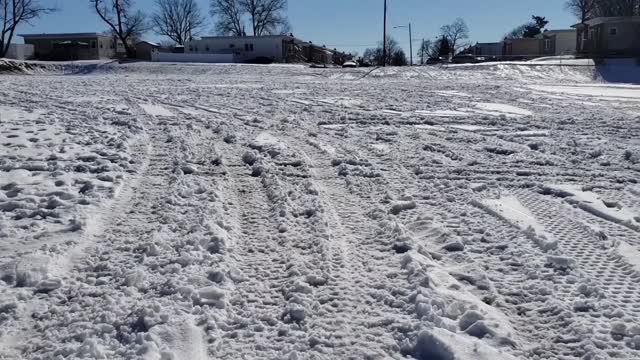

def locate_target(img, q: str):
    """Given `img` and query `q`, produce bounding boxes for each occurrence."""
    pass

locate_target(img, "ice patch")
[139,104,175,117]
[435,90,472,97]
[544,184,640,231]
[415,124,446,131]
[0,106,43,122]
[498,130,549,138]
[415,110,470,117]
[474,103,533,117]
[529,84,640,100]
[412,328,517,360]
[448,124,497,132]
[474,195,558,251]
[290,98,311,105]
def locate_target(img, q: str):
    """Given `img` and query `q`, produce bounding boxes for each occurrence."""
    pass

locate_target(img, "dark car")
[452,54,478,64]
[426,57,446,65]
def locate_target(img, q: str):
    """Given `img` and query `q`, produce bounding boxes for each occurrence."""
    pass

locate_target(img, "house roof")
[200,35,293,40]
[475,42,503,46]
[543,29,576,34]
[504,37,540,44]
[572,16,640,27]
[137,41,160,47]
[535,29,576,39]
[19,32,112,39]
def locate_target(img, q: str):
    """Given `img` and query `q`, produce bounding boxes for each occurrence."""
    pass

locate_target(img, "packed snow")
[1,60,640,359]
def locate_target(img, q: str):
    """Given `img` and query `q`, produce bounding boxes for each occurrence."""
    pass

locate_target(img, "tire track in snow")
[212,170,292,358]
[289,134,422,357]
[14,105,215,359]
[478,188,640,358]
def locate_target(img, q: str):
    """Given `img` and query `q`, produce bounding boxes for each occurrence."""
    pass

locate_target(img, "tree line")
[361,18,470,66]
[0,0,290,58]
[565,0,640,22]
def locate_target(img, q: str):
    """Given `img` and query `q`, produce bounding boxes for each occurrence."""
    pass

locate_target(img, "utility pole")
[382,0,387,66]
[409,23,413,66]
[421,38,425,65]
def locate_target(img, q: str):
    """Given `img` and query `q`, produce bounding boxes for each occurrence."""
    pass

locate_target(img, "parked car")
[342,60,358,68]
[452,54,478,64]
[244,56,274,64]
[426,57,446,65]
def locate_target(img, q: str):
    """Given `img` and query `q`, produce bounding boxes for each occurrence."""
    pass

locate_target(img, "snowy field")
[1,61,640,359]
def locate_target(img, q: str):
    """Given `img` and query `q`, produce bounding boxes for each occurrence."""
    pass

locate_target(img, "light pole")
[393,23,413,66]
[382,0,387,67]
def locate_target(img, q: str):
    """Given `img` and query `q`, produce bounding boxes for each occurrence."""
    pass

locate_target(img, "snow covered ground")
[1,61,640,359]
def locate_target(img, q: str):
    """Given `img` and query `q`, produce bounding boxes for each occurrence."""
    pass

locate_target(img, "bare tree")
[152,0,205,45]
[0,0,55,58]
[593,0,639,16]
[91,0,147,58]
[440,18,469,55]
[417,39,432,64]
[363,36,400,66]
[210,0,244,36]
[565,0,596,22]
[239,0,288,36]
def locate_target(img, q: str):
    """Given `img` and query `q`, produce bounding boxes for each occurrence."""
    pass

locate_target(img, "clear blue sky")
[18,0,576,56]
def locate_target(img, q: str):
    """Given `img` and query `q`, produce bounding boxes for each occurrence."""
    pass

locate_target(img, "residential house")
[186,35,301,63]
[184,35,342,64]
[4,44,34,60]
[537,29,577,56]
[303,43,334,64]
[573,17,640,57]
[20,33,124,60]
[472,42,504,57]
[136,41,160,61]
[503,38,543,59]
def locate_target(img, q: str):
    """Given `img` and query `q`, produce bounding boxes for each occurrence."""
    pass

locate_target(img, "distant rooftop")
[573,16,640,27]
[137,40,160,47]
[543,29,576,33]
[200,35,293,40]
[20,32,112,39]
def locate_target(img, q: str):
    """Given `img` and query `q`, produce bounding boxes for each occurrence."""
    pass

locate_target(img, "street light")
[393,23,413,66]
[382,0,387,67]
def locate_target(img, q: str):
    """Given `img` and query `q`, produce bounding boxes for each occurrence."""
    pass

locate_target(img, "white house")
[186,35,297,63]
[537,29,577,55]
[5,44,34,60]
[473,42,504,57]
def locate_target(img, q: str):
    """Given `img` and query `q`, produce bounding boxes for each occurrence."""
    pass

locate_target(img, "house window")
[244,43,249,51]
[544,39,551,50]
[90,40,97,49]
[609,27,618,36]
[205,46,210,52]
[100,41,103,49]
[230,44,235,48]
[250,44,254,51]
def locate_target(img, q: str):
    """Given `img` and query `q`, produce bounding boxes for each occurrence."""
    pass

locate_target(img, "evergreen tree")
[437,36,451,58]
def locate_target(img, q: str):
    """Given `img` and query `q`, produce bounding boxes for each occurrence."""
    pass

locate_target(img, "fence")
[151,52,234,63]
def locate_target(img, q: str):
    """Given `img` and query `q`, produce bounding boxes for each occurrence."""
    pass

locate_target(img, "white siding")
[151,52,234,63]
[5,44,34,60]
[185,36,286,63]
[553,31,577,55]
